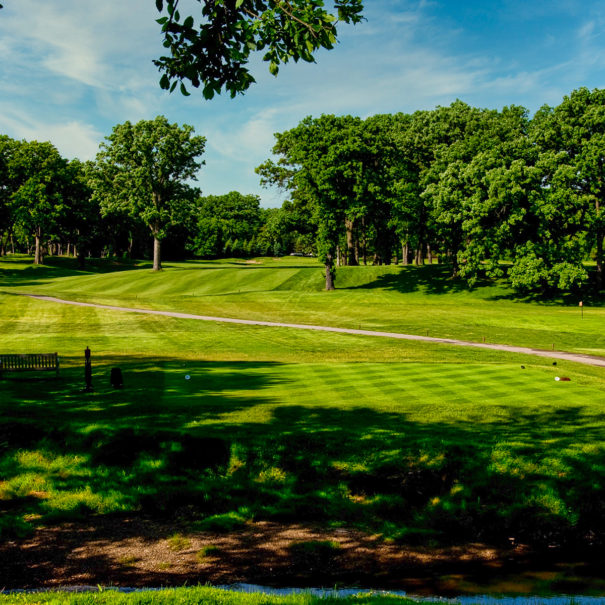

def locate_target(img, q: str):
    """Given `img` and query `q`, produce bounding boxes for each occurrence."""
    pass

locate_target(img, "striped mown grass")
[1,255,605,549]
[2,255,604,356]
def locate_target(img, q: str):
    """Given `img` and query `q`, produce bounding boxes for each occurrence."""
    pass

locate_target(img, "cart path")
[22,293,605,368]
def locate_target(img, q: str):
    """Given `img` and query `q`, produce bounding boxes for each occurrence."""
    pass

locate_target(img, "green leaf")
[159,73,170,89]
[155,0,163,11]
[269,61,279,76]
[183,15,194,29]
[235,0,245,7]
[180,82,191,96]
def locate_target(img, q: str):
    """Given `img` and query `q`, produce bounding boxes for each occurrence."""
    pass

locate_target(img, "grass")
[167,532,192,552]
[1,254,605,551]
[2,254,604,355]
[0,587,418,604]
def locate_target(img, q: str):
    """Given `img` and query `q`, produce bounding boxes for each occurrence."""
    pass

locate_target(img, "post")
[84,346,93,392]
[579,300,583,319]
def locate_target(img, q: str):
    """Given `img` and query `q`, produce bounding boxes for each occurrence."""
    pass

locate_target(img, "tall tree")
[532,87,605,290]
[91,116,206,271]
[9,140,69,265]
[154,0,364,98]
[258,115,379,289]
[0,135,17,253]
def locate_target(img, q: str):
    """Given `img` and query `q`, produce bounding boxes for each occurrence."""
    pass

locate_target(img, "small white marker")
[555,376,560,381]
[185,375,191,380]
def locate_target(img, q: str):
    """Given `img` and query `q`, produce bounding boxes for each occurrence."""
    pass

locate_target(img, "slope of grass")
[2,257,605,550]
[2,255,604,356]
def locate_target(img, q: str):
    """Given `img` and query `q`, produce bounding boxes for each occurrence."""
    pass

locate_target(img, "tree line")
[258,87,605,293]
[0,117,310,269]
[1,87,604,295]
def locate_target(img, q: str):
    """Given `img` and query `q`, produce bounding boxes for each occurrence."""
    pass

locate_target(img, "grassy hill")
[2,254,604,356]
[1,254,605,590]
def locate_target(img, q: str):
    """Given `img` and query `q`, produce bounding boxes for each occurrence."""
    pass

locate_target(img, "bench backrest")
[0,353,59,376]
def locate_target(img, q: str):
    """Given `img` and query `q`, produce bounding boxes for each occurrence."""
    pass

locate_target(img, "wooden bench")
[0,353,60,378]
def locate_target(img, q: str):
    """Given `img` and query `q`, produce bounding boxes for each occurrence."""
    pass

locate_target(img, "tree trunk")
[596,199,603,291]
[325,256,335,291]
[427,245,433,264]
[401,242,408,265]
[34,228,43,265]
[451,252,459,278]
[153,235,162,271]
[361,218,367,265]
[345,218,358,266]
[414,246,421,266]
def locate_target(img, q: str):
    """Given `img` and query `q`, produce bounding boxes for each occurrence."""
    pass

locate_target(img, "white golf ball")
[555,376,560,381]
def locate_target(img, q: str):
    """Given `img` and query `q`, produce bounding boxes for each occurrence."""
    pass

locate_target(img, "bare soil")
[2,515,604,595]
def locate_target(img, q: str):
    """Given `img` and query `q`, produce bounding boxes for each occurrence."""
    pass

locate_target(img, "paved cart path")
[22,293,605,368]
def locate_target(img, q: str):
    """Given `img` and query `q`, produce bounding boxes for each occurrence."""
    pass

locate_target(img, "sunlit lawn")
[2,254,604,355]
[1,254,605,548]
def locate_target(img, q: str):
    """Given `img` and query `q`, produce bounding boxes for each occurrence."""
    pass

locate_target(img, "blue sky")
[1,0,604,207]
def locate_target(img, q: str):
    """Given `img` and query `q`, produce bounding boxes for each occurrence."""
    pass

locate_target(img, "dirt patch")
[3,515,604,594]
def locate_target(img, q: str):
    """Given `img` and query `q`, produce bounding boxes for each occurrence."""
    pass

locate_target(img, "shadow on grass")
[0,255,154,290]
[344,264,493,296]
[1,357,605,557]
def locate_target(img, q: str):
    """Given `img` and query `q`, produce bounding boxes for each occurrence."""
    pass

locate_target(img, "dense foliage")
[259,89,605,293]
[154,0,365,98]
[90,116,206,271]
[1,89,605,293]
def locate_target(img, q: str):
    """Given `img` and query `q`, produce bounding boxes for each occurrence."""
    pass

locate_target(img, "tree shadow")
[2,360,605,588]
[2,358,604,545]
[0,255,153,289]
[344,264,491,295]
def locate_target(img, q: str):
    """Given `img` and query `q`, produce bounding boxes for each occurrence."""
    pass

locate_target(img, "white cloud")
[578,21,596,41]
[207,109,280,163]
[0,105,102,160]
[1,0,160,90]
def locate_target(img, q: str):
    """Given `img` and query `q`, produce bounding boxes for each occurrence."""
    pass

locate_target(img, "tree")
[9,140,70,265]
[259,114,398,286]
[154,0,364,98]
[91,116,206,271]
[188,191,262,258]
[532,88,605,290]
[0,135,17,253]
[58,160,100,267]
[258,115,356,289]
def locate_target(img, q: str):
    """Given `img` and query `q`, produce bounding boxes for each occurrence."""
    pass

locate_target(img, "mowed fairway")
[4,255,605,355]
[1,255,605,556]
